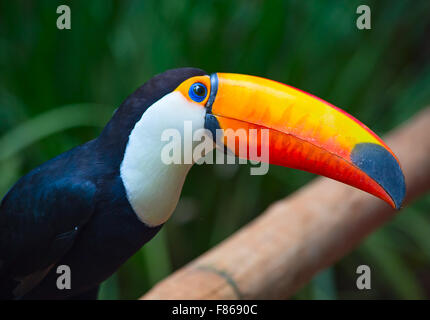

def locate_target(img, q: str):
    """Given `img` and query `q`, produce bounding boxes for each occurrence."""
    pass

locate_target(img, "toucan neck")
[119,91,206,227]
[120,134,193,227]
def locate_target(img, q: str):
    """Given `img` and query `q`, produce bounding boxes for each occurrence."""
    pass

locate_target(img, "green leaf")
[0,104,112,161]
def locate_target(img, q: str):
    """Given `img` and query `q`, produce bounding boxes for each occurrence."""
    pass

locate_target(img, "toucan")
[0,68,405,299]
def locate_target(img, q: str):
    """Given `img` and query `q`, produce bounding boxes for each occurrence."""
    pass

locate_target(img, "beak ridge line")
[205,73,219,112]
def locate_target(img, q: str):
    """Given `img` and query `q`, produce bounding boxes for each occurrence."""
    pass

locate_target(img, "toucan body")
[0,68,405,299]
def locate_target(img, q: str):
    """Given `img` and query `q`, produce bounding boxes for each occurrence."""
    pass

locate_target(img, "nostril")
[351,143,406,209]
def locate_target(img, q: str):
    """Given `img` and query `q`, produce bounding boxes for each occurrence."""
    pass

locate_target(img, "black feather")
[0,68,207,299]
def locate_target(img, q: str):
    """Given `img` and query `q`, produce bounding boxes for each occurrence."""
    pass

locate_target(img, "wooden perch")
[141,107,430,300]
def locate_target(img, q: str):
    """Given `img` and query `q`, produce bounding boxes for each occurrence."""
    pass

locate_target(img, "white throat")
[120,91,207,227]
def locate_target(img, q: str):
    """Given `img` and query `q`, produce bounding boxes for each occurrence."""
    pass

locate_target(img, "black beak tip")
[351,143,406,209]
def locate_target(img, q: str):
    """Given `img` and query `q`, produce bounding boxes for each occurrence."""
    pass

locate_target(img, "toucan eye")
[189,83,207,102]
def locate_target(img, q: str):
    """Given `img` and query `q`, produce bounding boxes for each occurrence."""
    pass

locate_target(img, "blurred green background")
[1,0,429,299]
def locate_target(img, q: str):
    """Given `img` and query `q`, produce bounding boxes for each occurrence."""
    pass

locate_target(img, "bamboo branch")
[141,107,430,300]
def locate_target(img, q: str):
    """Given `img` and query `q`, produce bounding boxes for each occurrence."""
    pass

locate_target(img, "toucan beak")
[204,73,406,209]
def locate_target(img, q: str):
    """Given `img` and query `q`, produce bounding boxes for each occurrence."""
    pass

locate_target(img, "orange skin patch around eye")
[174,75,211,106]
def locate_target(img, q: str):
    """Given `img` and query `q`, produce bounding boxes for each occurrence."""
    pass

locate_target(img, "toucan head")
[117,67,405,226]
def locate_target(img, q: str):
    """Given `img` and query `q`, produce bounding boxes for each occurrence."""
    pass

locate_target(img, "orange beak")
[204,73,406,209]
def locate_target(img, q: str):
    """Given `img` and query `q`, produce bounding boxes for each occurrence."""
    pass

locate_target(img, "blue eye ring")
[188,83,208,103]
